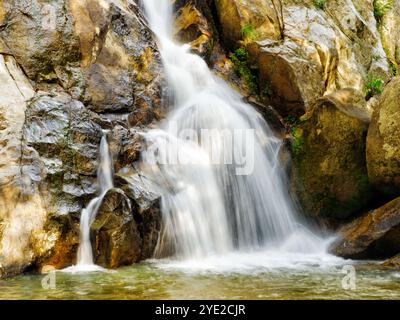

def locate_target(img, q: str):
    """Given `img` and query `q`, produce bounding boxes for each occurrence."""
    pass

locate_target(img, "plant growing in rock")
[365,73,384,99]
[240,24,259,41]
[313,0,326,9]
[373,0,392,23]
[230,48,259,94]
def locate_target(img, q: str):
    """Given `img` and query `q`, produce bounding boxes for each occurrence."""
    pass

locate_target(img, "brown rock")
[329,197,400,259]
[367,77,400,196]
[91,188,142,269]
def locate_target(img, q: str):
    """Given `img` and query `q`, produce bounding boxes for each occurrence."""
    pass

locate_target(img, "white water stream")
[64,134,114,272]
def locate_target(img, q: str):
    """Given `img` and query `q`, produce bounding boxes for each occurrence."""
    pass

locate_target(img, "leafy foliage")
[230,48,258,94]
[313,0,326,9]
[365,73,384,99]
[373,0,392,23]
[240,24,259,41]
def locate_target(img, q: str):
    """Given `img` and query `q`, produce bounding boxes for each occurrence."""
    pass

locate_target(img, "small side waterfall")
[76,134,114,268]
[139,0,329,263]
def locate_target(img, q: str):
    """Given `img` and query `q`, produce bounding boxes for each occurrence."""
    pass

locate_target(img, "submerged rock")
[329,197,400,259]
[367,77,400,196]
[291,90,370,220]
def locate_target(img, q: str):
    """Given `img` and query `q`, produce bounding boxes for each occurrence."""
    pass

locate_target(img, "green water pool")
[1,258,399,300]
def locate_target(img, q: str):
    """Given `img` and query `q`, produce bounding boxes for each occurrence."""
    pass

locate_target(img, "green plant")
[240,24,259,41]
[261,84,273,99]
[313,0,326,9]
[373,0,392,23]
[372,55,382,62]
[230,48,259,94]
[388,60,398,77]
[365,73,384,99]
[291,127,304,156]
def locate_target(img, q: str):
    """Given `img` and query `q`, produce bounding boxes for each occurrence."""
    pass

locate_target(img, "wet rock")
[116,172,162,260]
[291,92,370,220]
[329,197,400,259]
[24,92,103,214]
[0,0,80,81]
[381,254,400,270]
[91,188,142,269]
[174,0,215,57]
[367,77,400,196]
[108,126,143,172]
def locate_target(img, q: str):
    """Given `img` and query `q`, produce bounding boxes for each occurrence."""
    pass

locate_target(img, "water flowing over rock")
[139,0,325,260]
[367,77,400,196]
[329,197,400,259]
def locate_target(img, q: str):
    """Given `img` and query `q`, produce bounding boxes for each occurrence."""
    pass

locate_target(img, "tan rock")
[215,0,390,116]
[367,77,400,195]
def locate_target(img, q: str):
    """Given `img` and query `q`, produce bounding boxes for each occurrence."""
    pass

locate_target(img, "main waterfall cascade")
[139,0,336,267]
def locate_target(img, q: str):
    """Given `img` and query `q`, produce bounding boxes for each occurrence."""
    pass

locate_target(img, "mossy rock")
[291,94,371,220]
[367,77,400,196]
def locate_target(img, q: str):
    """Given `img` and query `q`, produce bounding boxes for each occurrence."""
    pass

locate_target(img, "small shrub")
[365,73,384,99]
[230,48,258,94]
[313,0,326,9]
[373,0,392,23]
[240,24,259,41]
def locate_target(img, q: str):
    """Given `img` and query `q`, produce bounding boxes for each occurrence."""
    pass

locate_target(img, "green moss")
[240,24,259,41]
[365,73,384,99]
[230,48,259,94]
[373,0,392,24]
[313,0,326,9]
[291,127,305,156]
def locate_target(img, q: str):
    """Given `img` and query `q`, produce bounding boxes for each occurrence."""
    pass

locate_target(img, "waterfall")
[139,0,328,262]
[75,134,114,269]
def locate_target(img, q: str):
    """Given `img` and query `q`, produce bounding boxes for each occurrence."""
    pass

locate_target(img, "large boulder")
[291,89,371,220]
[329,197,400,259]
[91,188,142,269]
[367,77,400,196]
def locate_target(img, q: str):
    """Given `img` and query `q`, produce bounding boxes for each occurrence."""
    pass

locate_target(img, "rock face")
[330,197,400,259]
[174,0,215,57]
[367,77,400,196]
[291,90,370,220]
[0,0,166,116]
[379,0,400,70]
[0,0,165,278]
[215,0,390,116]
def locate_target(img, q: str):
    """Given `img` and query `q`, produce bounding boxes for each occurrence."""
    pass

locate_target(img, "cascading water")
[71,133,114,270]
[138,0,333,267]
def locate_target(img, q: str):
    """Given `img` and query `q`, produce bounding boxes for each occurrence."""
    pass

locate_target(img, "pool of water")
[1,252,400,300]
